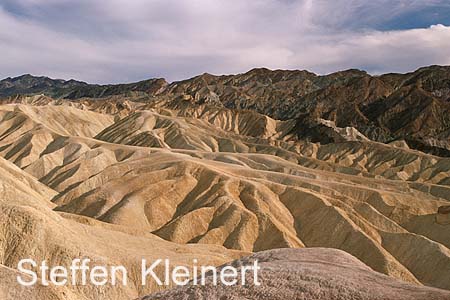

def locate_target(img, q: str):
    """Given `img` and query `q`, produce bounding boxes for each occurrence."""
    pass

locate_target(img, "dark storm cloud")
[0,0,449,83]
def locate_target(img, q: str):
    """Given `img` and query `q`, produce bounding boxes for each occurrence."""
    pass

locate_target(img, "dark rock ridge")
[1,65,450,156]
[437,206,450,225]
[160,66,450,148]
[438,206,450,214]
[0,74,168,99]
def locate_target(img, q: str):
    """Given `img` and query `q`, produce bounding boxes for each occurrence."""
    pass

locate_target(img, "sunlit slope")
[0,156,244,300]
[0,101,449,292]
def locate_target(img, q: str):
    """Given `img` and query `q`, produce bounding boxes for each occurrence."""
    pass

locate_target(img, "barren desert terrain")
[0,67,450,299]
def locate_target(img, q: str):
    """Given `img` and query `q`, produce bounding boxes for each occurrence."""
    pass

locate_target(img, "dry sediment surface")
[0,93,449,299]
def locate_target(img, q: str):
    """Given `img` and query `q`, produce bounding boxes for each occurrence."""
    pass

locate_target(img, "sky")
[0,0,450,84]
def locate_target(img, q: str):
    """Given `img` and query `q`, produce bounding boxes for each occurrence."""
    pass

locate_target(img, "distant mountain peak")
[0,74,167,99]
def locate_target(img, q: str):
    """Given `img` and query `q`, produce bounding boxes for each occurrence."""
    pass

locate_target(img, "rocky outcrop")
[437,206,450,225]
[140,248,450,300]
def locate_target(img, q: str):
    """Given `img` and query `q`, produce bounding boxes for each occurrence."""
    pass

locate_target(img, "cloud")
[291,24,450,74]
[0,0,449,83]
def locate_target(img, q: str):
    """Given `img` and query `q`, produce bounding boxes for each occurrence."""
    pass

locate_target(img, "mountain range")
[2,65,450,156]
[0,65,450,300]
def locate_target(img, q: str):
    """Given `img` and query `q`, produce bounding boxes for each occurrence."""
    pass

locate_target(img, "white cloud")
[0,0,449,83]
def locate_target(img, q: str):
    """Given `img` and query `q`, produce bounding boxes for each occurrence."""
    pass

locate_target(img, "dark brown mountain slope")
[158,65,450,154]
[0,74,168,99]
[1,65,449,156]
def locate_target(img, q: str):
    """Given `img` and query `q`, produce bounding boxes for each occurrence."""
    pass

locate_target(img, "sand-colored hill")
[0,265,76,300]
[47,147,450,288]
[0,155,244,300]
[0,97,449,299]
